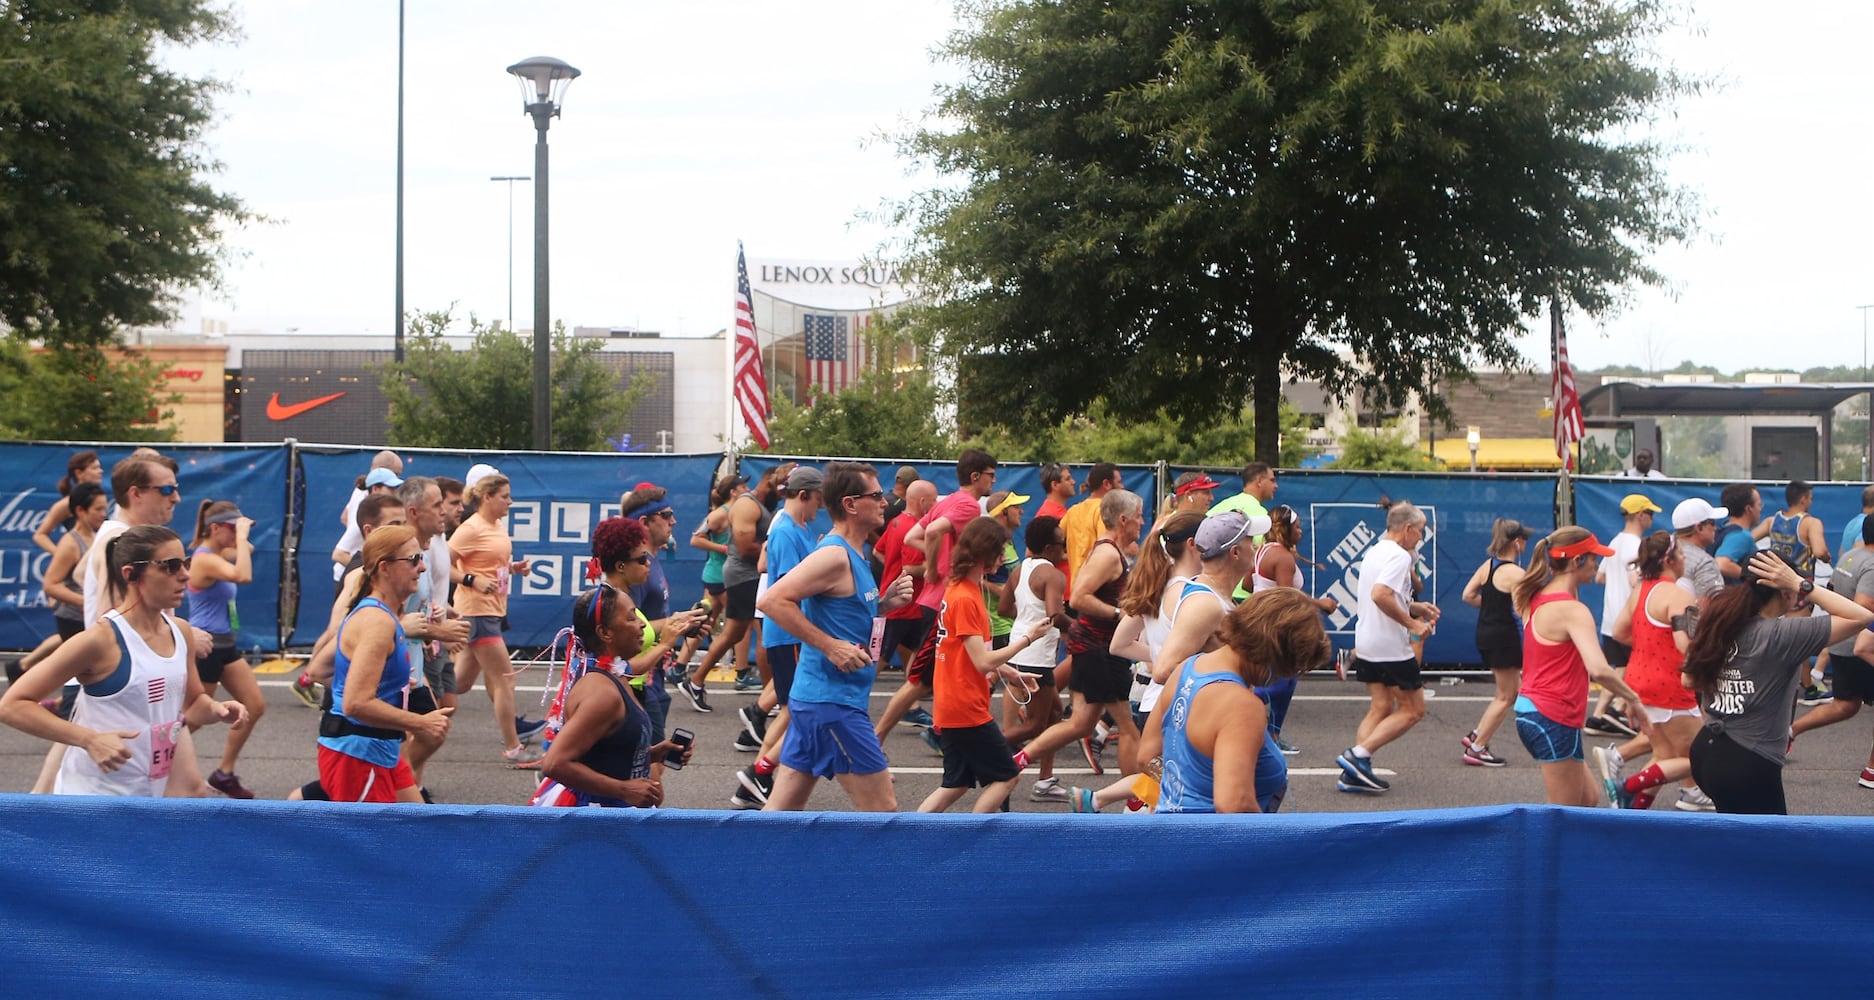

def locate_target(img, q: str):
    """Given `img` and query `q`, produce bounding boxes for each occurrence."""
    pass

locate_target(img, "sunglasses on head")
[132,557,191,575]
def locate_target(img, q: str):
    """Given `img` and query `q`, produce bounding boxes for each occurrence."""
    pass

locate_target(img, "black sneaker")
[1335,749,1390,791]
[730,785,764,810]
[734,730,761,752]
[1603,708,1639,737]
[516,716,547,744]
[738,704,768,742]
[736,765,773,804]
[680,679,713,713]
[1582,716,1623,736]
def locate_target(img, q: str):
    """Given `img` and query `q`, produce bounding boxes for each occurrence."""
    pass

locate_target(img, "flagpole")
[1554,294,1575,527]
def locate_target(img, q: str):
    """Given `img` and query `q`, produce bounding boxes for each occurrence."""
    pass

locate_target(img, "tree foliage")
[0,1,250,343]
[0,340,176,441]
[1332,425,1441,471]
[377,310,650,452]
[896,0,1697,463]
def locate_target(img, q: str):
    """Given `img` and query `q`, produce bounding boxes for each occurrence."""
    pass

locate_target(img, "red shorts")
[907,614,942,688]
[317,745,416,803]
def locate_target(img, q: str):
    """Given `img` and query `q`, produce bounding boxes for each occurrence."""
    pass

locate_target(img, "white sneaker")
[1592,744,1624,785]
[1029,776,1069,802]
[1674,787,1716,812]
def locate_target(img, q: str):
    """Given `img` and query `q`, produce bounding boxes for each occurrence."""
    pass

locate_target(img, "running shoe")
[420,786,435,804]
[1335,777,1383,794]
[1030,776,1070,802]
[920,728,943,756]
[1674,787,1716,812]
[902,707,934,729]
[501,744,544,769]
[1582,716,1624,736]
[1858,767,1874,789]
[1461,729,1480,752]
[1593,744,1625,785]
[289,673,322,709]
[207,769,255,800]
[1079,736,1105,775]
[1274,736,1301,756]
[516,717,547,745]
[738,704,768,742]
[730,785,765,810]
[1601,775,1632,809]
[678,678,712,713]
[1799,685,1834,707]
[1462,744,1506,767]
[1070,787,1097,813]
[1335,749,1389,791]
[733,730,761,752]
[736,765,773,803]
[1089,729,1109,757]
[1604,708,1639,737]
[733,671,764,692]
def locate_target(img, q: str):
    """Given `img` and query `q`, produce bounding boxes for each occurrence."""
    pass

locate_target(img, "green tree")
[378,310,649,451]
[897,0,1696,464]
[763,367,951,460]
[0,2,250,343]
[0,341,176,441]
[1332,425,1440,471]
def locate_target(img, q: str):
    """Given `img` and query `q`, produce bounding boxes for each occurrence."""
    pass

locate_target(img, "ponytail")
[1682,550,1797,697]
[1636,531,1676,580]
[1121,511,1203,616]
[1511,525,1597,617]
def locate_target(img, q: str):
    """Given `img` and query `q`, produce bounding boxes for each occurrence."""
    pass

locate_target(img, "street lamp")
[489,175,531,333]
[505,55,581,451]
[1466,426,1481,473]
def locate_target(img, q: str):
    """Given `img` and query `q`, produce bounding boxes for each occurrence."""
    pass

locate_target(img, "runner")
[29,482,107,684]
[1251,504,1339,755]
[532,585,695,807]
[918,517,1048,813]
[1459,518,1530,767]
[318,525,454,803]
[684,463,792,710]
[28,450,101,556]
[185,500,266,798]
[1336,501,1440,794]
[1509,527,1652,807]
[998,516,1071,802]
[1600,531,1700,809]
[1035,462,1075,522]
[1062,462,1121,583]
[448,471,542,768]
[1684,551,1873,814]
[0,525,246,797]
[688,473,748,681]
[1585,494,1659,737]
[757,462,914,812]
[876,480,937,675]
[728,467,823,806]
[1168,473,1220,517]
[1209,462,1277,546]
[331,457,403,580]
[1143,589,1331,814]
[1787,517,1874,782]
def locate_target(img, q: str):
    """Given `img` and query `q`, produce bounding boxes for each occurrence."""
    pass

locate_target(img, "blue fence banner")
[289,447,725,647]
[2,795,1870,996]
[1174,470,1558,665]
[0,443,289,652]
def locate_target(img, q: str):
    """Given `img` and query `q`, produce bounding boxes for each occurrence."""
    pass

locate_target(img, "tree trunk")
[1252,348,1281,465]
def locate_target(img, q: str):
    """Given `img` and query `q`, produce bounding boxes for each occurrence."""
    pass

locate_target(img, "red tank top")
[1625,578,1694,710]
[1520,591,1588,727]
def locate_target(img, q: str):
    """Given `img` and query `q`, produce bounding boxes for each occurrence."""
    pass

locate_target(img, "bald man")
[877,480,939,670]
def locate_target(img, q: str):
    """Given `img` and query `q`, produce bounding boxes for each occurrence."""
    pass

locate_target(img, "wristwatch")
[463,574,476,589]
[1798,579,1815,597]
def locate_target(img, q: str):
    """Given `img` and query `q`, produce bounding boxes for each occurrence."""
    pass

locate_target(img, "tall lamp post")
[489,175,531,333]
[1466,426,1481,473]
[505,56,580,451]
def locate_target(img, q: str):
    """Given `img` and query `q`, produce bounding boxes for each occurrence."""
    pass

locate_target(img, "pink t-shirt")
[916,491,985,611]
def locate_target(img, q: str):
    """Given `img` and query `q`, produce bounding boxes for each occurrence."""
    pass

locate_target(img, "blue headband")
[624,500,672,520]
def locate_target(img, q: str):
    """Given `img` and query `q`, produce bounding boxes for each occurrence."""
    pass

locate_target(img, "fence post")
[279,439,301,653]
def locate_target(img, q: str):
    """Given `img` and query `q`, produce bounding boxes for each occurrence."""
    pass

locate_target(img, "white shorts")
[1642,704,1702,725]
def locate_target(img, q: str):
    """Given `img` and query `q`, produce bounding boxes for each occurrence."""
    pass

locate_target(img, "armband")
[1670,607,1698,636]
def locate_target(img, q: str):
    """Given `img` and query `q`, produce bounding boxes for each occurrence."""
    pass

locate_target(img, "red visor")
[1551,534,1615,559]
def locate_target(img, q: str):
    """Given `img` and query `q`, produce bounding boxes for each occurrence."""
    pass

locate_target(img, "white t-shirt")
[1354,538,1416,661]
[82,518,131,628]
[1622,468,1667,480]
[1600,530,1642,636]
[425,533,452,613]
[336,487,369,555]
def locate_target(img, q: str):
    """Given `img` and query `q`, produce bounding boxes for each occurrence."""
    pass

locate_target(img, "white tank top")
[1139,577,1231,713]
[1251,543,1299,592]
[56,610,188,797]
[1008,558,1060,669]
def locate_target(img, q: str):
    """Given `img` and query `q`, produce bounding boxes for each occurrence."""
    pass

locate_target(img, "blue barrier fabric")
[2,796,1870,997]
[0,444,289,652]
[1174,470,1559,665]
[290,448,725,647]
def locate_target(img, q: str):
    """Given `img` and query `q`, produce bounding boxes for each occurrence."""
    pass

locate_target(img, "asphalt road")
[4,665,1873,816]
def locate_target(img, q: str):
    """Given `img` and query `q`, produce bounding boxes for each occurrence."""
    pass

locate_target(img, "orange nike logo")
[266,391,347,421]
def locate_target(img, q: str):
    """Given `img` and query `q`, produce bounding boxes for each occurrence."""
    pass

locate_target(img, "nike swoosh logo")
[266,391,347,421]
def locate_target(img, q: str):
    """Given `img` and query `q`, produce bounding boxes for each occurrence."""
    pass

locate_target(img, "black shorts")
[724,579,758,620]
[907,613,942,688]
[299,779,331,802]
[767,643,799,706]
[407,685,438,716]
[54,616,85,642]
[881,609,933,663]
[1830,653,1874,705]
[938,722,1020,788]
[1600,635,1632,669]
[1068,649,1133,703]
[1014,662,1057,687]
[197,639,241,687]
[1475,631,1523,670]
[424,649,456,696]
[1353,656,1423,691]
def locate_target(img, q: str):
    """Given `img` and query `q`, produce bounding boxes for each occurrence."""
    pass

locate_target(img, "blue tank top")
[762,511,818,649]
[1768,512,1815,577]
[787,536,880,710]
[1158,655,1288,813]
[320,597,413,767]
[185,546,238,636]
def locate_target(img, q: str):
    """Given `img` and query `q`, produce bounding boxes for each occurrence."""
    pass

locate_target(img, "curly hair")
[1218,588,1331,685]
[591,517,649,576]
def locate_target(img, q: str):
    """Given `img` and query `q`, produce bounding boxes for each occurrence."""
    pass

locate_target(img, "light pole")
[1466,426,1481,473]
[505,56,580,451]
[489,175,530,332]
[1858,304,1873,383]
[394,0,406,363]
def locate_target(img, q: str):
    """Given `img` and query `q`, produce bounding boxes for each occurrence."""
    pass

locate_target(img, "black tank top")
[1475,558,1519,643]
[1066,538,1130,654]
[580,671,652,783]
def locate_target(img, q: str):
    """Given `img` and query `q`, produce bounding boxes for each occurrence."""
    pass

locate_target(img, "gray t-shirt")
[1702,615,1832,765]
[1828,547,1874,657]
[1677,539,1723,601]
[721,495,775,588]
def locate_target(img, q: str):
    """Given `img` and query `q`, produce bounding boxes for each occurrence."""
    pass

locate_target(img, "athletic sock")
[1623,763,1668,794]
[1351,745,1372,760]
[1630,790,1657,811]
[1012,749,1031,770]
[1125,796,1145,811]
[754,756,776,776]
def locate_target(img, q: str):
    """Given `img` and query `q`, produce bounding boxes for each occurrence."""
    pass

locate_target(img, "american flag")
[804,313,852,393]
[1551,298,1584,470]
[732,244,771,448]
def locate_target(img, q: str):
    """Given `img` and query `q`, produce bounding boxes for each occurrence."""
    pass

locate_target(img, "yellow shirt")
[1062,496,1105,588]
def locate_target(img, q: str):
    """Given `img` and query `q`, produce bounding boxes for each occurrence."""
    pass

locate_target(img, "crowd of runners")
[3,445,1872,817]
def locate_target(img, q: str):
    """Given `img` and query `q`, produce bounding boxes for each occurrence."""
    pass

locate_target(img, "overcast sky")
[166,1,1873,375]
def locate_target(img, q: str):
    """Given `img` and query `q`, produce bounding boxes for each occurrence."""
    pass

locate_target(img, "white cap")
[464,463,501,491]
[1671,497,1727,532]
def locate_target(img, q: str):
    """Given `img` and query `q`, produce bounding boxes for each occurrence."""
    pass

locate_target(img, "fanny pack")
[319,710,404,743]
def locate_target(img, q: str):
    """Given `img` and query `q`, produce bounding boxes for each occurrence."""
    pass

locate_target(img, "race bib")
[869,617,886,662]
[149,720,181,780]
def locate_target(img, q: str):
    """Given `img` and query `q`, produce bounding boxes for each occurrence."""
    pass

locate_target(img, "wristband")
[464,574,476,588]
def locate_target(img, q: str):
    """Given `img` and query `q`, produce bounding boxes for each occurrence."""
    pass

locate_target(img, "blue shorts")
[766,644,798,706]
[467,615,505,647]
[779,699,889,779]
[1514,695,1584,763]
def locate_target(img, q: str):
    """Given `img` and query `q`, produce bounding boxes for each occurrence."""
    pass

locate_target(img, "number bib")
[149,720,181,780]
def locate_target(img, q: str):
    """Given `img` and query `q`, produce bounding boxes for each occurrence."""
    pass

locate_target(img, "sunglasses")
[132,557,192,575]
[381,553,425,568]
[848,490,886,505]
[624,553,653,565]
[142,484,181,497]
